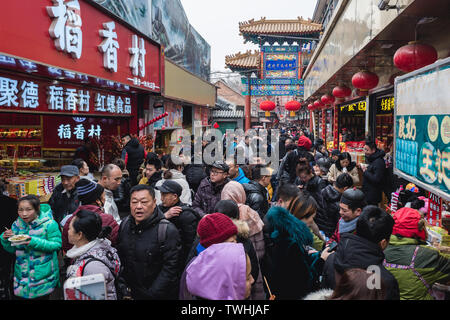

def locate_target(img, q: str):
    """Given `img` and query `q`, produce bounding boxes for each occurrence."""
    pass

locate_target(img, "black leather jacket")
[243,181,269,219]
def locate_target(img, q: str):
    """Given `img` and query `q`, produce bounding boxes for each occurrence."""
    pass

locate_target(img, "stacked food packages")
[427,225,450,256]
[6,174,60,200]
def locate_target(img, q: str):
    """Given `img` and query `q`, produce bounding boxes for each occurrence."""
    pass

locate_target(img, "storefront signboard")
[0,1,161,93]
[0,72,135,117]
[394,57,450,201]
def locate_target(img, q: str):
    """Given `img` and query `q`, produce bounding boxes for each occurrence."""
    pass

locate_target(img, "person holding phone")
[321,206,400,300]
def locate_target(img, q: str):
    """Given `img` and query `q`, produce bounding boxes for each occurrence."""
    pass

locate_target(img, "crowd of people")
[0,129,449,301]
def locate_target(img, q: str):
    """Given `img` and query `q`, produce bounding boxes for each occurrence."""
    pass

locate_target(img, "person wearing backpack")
[117,185,181,300]
[65,209,121,300]
[156,180,201,271]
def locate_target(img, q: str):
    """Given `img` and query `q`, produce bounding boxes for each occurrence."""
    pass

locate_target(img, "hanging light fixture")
[394,41,438,73]
[352,70,379,96]
[260,100,276,117]
[285,100,301,117]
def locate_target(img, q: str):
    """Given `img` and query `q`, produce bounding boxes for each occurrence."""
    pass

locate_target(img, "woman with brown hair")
[287,194,326,250]
[329,268,387,300]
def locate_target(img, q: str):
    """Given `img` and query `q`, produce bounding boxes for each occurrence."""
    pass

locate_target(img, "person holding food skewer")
[1,195,61,300]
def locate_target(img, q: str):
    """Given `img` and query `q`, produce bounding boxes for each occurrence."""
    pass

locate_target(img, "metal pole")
[245,73,252,131]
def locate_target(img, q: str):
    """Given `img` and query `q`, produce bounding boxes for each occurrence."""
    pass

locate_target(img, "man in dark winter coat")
[327,188,367,245]
[318,173,354,239]
[117,185,181,300]
[121,134,145,187]
[48,165,80,225]
[192,161,230,217]
[360,140,387,205]
[156,180,201,271]
[321,205,400,300]
[143,158,163,188]
[183,162,207,194]
[278,138,314,184]
[295,164,327,220]
[243,165,271,219]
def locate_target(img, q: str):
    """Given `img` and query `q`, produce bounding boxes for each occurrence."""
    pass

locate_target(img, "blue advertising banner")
[394,58,450,200]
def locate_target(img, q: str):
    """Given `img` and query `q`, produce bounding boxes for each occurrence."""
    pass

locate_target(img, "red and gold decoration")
[394,41,438,73]
[139,112,169,131]
[314,99,324,110]
[352,70,379,95]
[260,100,276,117]
[321,94,335,108]
[332,85,352,102]
[285,100,301,117]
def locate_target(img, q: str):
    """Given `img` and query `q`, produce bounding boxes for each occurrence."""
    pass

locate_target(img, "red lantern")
[321,94,335,107]
[394,41,438,73]
[332,85,352,100]
[260,100,276,117]
[313,99,323,110]
[307,103,315,111]
[213,122,220,129]
[352,70,379,94]
[285,100,301,117]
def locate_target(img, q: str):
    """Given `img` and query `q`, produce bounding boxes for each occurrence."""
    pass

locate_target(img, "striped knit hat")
[76,179,104,206]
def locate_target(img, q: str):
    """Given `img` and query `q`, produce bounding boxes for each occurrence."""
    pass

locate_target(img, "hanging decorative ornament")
[332,85,352,102]
[393,41,438,73]
[213,122,220,129]
[313,99,323,110]
[161,125,166,130]
[307,103,315,111]
[260,100,276,117]
[352,70,379,96]
[285,100,301,117]
[321,94,335,108]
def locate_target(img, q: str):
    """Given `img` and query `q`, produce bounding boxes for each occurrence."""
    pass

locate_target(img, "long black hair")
[72,210,111,242]
[335,152,356,171]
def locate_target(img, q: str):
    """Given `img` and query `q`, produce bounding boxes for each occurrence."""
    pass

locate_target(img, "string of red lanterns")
[139,112,169,131]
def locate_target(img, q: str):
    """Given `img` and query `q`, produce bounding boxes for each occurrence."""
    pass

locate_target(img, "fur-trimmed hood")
[232,219,250,239]
[265,206,313,249]
[303,288,334,300]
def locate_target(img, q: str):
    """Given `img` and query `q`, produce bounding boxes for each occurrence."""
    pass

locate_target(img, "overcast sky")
[180,0,317,80]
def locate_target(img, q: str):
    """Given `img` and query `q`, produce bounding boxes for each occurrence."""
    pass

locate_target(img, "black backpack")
[84,217,170,300]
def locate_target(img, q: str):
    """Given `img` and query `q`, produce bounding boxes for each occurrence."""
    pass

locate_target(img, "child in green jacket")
[1,195,61,300]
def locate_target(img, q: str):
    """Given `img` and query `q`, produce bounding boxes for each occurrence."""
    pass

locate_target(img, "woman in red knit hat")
[383,207,450,300]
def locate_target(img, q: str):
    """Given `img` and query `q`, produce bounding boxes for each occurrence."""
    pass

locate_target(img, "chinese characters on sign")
[47,0,83,59]
[340,101,367,113]
[45,1,160,90]
[57,123,101,140]
[98,22,119,72]
[0,74,132,116]
[379,97,395,112]
[396,115,450,193]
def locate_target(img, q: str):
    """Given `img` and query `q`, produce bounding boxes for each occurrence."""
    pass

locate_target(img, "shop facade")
[143,58,216,155]
[0,0,162,199]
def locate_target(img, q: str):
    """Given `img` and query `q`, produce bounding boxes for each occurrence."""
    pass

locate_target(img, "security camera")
[378,0,397,10]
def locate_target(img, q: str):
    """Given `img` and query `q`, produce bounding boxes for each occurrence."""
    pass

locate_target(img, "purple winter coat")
[185,242,248,300]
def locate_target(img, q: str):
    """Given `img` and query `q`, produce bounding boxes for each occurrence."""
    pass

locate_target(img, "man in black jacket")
[243,165,271,219]
[117,184,181,300]
[360,140,387,206]
[156,180,201,271]
[121,134,145,187]
[48,165,80,225]
[318,173,354,239]
[321,205,400,300]
[144,158,163,188]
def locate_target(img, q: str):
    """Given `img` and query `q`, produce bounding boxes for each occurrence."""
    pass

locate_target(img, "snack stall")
[393,57,450,258]
[327,98,367,163]
[0,0,163,201]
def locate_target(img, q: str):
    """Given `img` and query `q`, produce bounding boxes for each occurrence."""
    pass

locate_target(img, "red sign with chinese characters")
[42,115,129,149]
[0,72,136,117]
[428,191,443,227]
[0,0,161,93]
